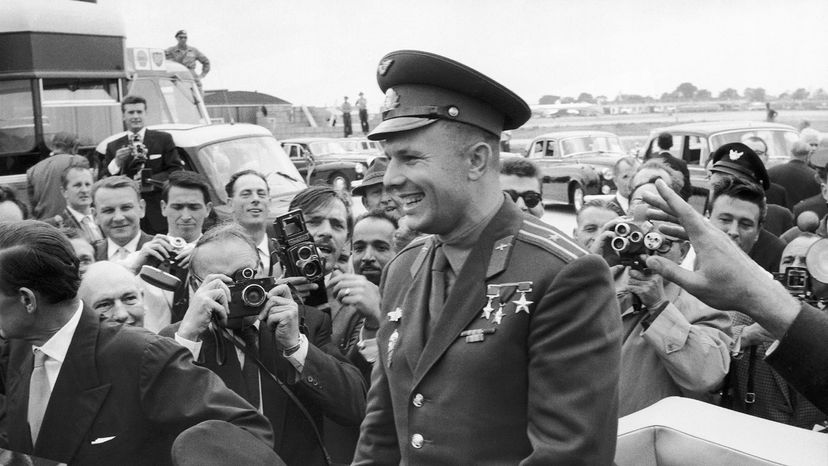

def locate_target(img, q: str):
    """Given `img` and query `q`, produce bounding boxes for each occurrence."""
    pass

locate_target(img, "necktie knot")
[33,349,47,368]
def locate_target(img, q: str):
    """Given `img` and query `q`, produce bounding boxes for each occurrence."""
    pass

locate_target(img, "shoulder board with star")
[517,216,586,263]
[398,234,433,255]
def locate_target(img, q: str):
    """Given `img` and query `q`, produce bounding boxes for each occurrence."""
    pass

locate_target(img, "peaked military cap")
[175,30,187,38]
[352,157,388,196]
[710,142,770,190]
[368,50,531,141]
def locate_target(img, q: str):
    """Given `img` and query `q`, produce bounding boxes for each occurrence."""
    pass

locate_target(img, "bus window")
[0,80,36,155]
[41,78,120,147]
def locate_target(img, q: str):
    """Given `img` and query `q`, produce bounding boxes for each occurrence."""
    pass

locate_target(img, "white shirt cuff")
[107,158,121,175]
[175,332,203,359]
[284,333,308,372]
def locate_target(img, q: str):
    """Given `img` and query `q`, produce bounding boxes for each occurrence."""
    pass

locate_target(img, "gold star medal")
[387,329,399,367]
[481,284,500,320]
[387,307,403,322]
[513,282,534,314]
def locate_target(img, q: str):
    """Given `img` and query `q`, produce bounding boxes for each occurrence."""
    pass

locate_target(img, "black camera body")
[273,209,328,308]
[775,267,822,305]
[226,267,276,327]
[610,221,672,270]
[139,236,189,291]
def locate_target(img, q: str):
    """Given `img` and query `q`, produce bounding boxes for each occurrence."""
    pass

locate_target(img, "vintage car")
[96,123,307,222]
[525,130,626,210]
[642,121,800,199]
[281,137,369,190]
[336,137,384,158]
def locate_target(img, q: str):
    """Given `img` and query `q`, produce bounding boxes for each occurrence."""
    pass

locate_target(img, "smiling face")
[229,174,270,231]
[304,198,350,274]
[574,206,621,249]
[382,122,474,236]
[361,184,402,220]
[79,262,145,327]
[62,167,94,212]
[93,187,145,246]
[122,102,146,133]
[162,185,212,243]
[352,216,396,284]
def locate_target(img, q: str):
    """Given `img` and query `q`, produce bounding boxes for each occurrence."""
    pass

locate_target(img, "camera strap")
[214,325,333,466]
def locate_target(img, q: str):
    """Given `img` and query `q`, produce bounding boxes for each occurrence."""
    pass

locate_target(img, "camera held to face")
[273,209,328,308]
[139,236,189,291]
[610,220,672,270]
[774,239,828,307]
[226,267,277,327]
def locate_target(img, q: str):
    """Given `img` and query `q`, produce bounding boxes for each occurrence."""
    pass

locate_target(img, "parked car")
[281,137,368,190]
[642,121,800,208]
[525,130,626,210]
[96,123,307,221]
[337,137,384,158]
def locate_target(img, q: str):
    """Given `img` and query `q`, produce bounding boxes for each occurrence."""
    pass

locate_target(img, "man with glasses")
[740,136,788,208]
[499,157,544,218]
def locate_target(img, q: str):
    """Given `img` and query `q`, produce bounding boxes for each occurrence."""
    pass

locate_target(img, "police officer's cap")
[710,142,770,190]
[368,50,531,141]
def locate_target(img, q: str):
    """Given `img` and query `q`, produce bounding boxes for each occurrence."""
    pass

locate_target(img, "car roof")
[280,137,335,144]
[533,130,621,140]
[149,123,275,147]
[649,121,797,136]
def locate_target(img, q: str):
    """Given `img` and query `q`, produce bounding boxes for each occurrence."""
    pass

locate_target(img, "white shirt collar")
[256,235,270,273]
[129,127,147,141]
[34,302,83,365]
[615,192,630,213]
[66,205,91,223]
[107,233,142,259]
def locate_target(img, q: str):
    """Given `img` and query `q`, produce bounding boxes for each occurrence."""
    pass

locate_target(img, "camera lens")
[301,261,320,278]
[628,231,643,243]
[615,223,631,237]
[241,284,267,307]
[297,245,313,260]
[611,236,629,253]
[241,268,255,279]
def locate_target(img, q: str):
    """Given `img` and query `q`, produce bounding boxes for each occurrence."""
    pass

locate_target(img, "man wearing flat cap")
[353,50,621,465]
[165,30,210,94]
[351,158,401,220]
[708,142,787,272]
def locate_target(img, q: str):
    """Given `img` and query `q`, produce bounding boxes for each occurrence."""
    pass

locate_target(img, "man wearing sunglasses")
[499,158,544,218]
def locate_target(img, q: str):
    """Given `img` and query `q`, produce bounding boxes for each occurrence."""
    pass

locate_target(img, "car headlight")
[355,163,365,174]
[601,167,613,181]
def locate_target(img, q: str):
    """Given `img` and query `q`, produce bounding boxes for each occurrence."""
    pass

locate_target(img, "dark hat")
[175,30,187,37]
[352,158,388,196]
[171,420,285,466]
[810,148,828,170]
[368,50,531,141]
[710,142,770,190]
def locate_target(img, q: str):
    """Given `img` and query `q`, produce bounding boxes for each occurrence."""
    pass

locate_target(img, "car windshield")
[309,141,347,155]
[711,130,799,160]
[199,136,306,201]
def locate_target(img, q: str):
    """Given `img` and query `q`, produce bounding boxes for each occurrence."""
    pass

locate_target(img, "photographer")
[599,172,732,416]
[159,223,366,466]
[102,95,184,234]
[640,178,828,415]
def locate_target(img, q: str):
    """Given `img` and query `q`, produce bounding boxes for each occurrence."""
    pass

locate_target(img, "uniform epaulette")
[399,233,433,255]
[517,216,586,263]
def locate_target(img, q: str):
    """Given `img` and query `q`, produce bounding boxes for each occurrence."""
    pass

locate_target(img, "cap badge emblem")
[729,150,743,161]
[377,58,394,76]
[381,88,400,113]
[448,106,460,118]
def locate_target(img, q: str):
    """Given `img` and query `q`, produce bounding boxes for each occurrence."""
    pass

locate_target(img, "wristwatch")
[283,335,303,357]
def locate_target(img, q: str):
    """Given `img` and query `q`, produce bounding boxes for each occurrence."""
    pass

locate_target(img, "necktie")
[115,247,128,261]
[28,350,50,447]
[81,215,102,242]
[236,326,261,408]
[428,244,449,336]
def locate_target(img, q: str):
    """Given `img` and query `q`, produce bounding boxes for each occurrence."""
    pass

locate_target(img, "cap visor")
[351,178,383,196]
[367,117,437,141]
[711,165,769,190]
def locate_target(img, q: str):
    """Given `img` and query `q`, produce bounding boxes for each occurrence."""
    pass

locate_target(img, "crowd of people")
[0,49,826,465]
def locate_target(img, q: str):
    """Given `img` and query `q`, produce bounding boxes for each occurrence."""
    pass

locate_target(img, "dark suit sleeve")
[155,131,183,180]
[524,254,621,465]
[138,334,274,447]
[765,303,828,413]
[352,351,400,465]
[296,310,367,426]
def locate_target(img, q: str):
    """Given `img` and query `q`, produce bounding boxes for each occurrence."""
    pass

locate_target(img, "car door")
[284,143,309,177]
[531,138,568,203]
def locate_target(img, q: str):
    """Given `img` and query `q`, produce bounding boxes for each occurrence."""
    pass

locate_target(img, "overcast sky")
[99,0,828,109]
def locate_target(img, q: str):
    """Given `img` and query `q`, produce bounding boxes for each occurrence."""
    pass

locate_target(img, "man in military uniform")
[353,50,622,465]
[165,30,210,94]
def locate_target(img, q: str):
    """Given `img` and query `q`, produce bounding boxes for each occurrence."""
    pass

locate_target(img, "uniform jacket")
[159,304,367,466]
[93,231,154,262]
[792,194,828,222]
[26,153,88,220]
[766,303,828,414]
[353,200,622,465]
[768,160,821,209]
[0,308,273,465]
[618,283,732,416]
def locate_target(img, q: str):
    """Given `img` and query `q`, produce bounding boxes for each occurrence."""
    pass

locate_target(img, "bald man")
[79,261,147,327]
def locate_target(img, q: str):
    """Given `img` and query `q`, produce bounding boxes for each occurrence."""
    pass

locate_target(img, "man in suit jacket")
[768,141,821,209]
[353,50,621,465]
[160,223,366,466]
[26,132,88,220]
[0,220,273,465]
[646,132,693,201]
[103,94,184,235]
[47,165,104,245]
[91,176,153,263]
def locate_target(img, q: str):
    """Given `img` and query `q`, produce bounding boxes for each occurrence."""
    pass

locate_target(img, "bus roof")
[0,0,125,37]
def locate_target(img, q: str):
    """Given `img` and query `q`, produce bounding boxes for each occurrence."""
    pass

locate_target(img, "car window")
[561,137,590,156]
[684,136,706,165]
[710,130,797,160]
[593,136,624,153]
[529,140,545,158]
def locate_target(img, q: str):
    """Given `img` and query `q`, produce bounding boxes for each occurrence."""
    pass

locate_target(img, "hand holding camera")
[259,283,300,350]
[626,268,667,309]
[328,271,382,323]
[179,274,232,341]
[138,236,191,290]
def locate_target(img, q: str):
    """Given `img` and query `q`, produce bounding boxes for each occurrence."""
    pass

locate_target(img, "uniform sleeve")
[352,354,401,465]
[765,303,828,413]
[138,335,274,448]
[641,299,732,393]
[523,254,622,466]
[195,48,210,75]
[294,310,367,426]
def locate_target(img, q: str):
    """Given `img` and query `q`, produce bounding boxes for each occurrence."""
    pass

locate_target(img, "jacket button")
[307,375,315,383]
[412,393,424,407]
[411,433,424,449]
